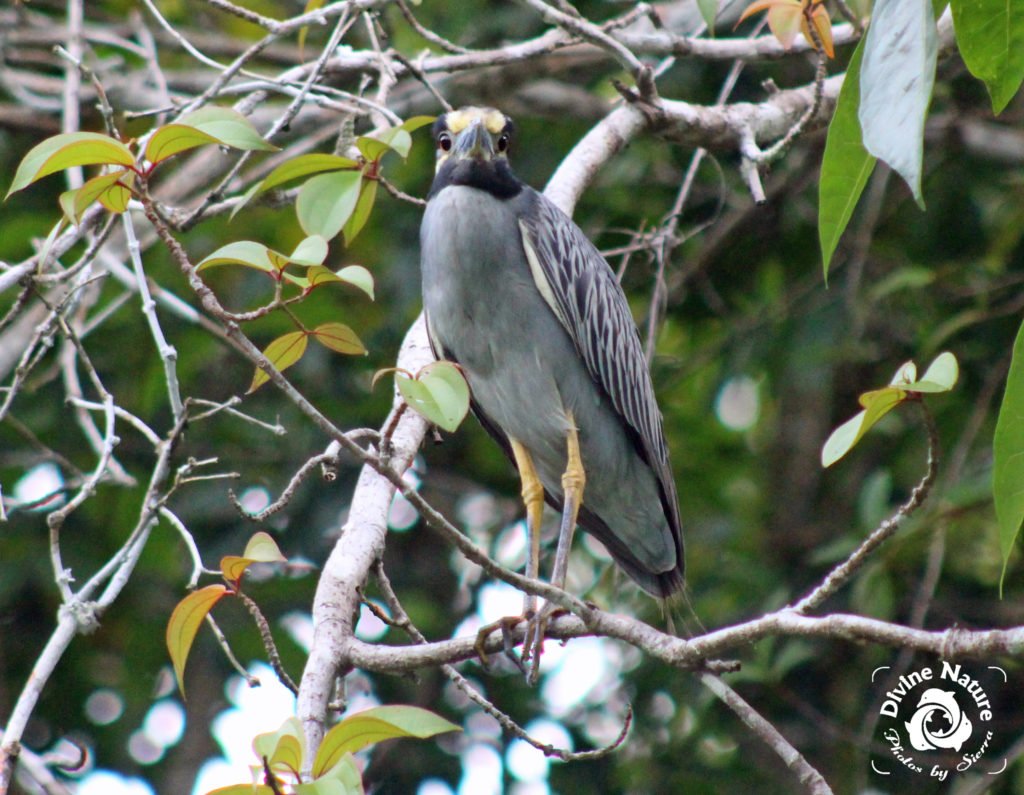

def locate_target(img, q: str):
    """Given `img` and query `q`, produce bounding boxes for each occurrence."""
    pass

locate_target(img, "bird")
[419,107,684,670]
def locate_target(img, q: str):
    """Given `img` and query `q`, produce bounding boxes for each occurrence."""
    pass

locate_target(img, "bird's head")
[429,107,523,199]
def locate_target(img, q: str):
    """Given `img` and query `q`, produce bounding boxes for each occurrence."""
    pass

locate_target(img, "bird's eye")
[438,132,452,152]
[497,133,510,153]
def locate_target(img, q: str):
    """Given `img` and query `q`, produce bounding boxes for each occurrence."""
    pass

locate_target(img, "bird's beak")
[453,118,494,161]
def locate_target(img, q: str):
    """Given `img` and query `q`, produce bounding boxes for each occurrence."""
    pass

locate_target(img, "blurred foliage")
[2,1,1024,794]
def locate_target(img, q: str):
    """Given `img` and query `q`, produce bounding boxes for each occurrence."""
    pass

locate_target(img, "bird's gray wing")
[517,191,682,540]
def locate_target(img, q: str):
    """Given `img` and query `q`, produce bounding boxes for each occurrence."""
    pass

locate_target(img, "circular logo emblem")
[871,662,1005,784]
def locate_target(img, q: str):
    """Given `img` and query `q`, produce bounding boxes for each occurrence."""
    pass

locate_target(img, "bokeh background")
[2,1,1023,792]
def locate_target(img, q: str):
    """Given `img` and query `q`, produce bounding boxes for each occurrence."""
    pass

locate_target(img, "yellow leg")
[510,439,544,617]
[474,439,544,669]
[526,414,585,683]
[552,415,585,589]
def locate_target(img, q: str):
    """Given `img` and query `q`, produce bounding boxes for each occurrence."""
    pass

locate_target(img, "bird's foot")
[523,603,570,685]
[474,604,570,684]
[474,613,532,674]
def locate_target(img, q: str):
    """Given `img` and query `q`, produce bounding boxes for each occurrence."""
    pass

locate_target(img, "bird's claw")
[474,614,531,674]
[473,605,570,684]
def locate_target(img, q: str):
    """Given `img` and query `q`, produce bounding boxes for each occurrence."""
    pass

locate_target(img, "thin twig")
[373,561,630,762]
[237,590,298,695]
[792,400,939,613]
[206,613,261,686]
[699,673,833,794]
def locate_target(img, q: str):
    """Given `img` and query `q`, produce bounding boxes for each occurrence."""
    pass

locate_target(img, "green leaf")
[37,217,69,272]
[144,124,222,164]
[821,386,907,467]
[356,120,424,161]
[298,0,327,52]
[249,331,308,393]
[399,115,437,134]
[197,240,278,274]
[59,170,133,224]
[97,171,134,213]
[290,235,329,266]
[175,106,278,152]
[697,0,718,32]
[994,318,1024,588]
[859,0,937,207]
[313,706,459,778]
[233,154,360,217]
[335,265,374,300]
[166,584,228,697]
[343,178,378,244]
[297,768,362,795]
[904,351,959,393]
[950,0,1024,113]
[819,37,876,279]
[296,170,363,240]
[221,532,288,583]
[294,265,374,298]
[311,322,366,355]
[397,362,470,433]
[253,716,306,777]
[244,531,287,561]
[205,786,276,795]
[7,132,135,198]
[315,753,364,794]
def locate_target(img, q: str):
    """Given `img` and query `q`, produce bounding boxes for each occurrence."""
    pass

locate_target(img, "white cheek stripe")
[519,220,570,331]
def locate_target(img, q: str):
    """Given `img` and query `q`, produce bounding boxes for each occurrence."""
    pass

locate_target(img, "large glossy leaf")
[819,37,875,278]
[343,178,378,244]
[859,0,937,206]
[296,170,363,240]
[249,331,308,393]
[339,265,374,299]
[399,115,436,134]
[950,0,1024,113]
[197,241,279,274]
[174,106,277,152]
[289,235,329,266]
[397,362,470,433]
[144,124,222,164]
[233,153,359,216]
[166,584,228,696]
[7,132,135,197]
[994,318,1024,588]
[312,706,459,778]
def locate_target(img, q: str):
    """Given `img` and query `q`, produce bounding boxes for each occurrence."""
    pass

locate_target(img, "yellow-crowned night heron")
[420,107,684,665]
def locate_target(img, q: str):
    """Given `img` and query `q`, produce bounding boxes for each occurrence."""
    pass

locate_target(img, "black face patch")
[428,156,523,200]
